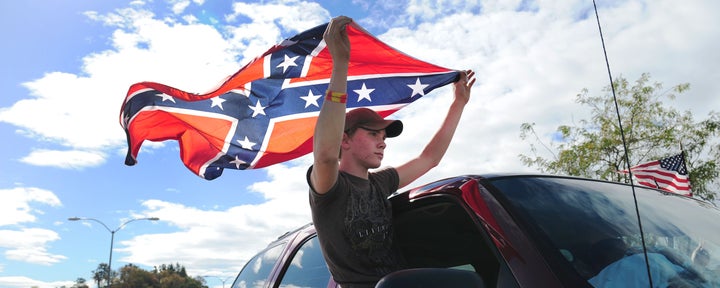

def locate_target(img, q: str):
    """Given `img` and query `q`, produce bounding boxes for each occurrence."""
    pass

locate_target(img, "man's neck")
[339,160,369,179]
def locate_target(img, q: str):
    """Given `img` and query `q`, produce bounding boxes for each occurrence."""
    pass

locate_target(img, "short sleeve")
[370,167,399,197]
[307,165,341,208]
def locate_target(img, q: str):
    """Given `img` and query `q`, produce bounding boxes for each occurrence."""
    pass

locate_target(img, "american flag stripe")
[632,170,691,193]
[620,153,692,196]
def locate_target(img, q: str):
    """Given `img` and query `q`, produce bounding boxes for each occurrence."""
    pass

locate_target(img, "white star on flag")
[408,78,429,97]
[156,93,176,103]
[277,54,299,73]
[237,136,256,150]
[354,83,375,102]
[230,155,246,168]
[249,100,266,117]
[300,90,321,108]
[210,96,226,110]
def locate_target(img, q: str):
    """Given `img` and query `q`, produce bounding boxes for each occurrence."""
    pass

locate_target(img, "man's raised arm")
[395,70,476,188]
[310,16,353,194]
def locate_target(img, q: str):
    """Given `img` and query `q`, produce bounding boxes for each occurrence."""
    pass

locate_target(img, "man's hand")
[324,16,352,63]
[453,69,476,105]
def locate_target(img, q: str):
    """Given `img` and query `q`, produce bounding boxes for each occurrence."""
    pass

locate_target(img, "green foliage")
[72,278,90,288]
[116,263,158,288]
[92,263,111,288]
[91,262,207,288]
[520,73,720,200]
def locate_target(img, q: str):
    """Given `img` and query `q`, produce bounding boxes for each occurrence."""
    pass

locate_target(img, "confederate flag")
[120,22,459,180]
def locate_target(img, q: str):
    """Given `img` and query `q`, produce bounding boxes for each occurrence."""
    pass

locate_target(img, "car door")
[275,233,335,288]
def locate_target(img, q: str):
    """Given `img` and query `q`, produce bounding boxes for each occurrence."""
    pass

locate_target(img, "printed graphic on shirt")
[344,184,398,275]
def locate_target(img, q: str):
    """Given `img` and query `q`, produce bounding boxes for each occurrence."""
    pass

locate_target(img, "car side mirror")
[375,268,485,288]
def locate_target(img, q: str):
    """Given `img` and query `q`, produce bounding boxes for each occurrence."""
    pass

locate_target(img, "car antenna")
[591,1,654,286]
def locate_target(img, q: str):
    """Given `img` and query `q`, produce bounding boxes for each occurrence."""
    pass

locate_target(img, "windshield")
[489,176,720,287]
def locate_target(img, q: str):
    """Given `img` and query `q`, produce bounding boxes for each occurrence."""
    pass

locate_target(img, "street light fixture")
[68,216,159,287]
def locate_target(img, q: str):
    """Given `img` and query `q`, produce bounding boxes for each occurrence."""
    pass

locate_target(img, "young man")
[307,16,475,288]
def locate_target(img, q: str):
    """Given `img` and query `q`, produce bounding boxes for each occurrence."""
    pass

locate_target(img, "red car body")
[231,174,720,288]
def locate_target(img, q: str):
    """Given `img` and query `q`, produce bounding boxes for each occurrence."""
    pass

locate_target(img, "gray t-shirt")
[307,166,405,288]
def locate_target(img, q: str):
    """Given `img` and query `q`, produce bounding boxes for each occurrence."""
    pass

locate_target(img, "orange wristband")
[325,90,348,104]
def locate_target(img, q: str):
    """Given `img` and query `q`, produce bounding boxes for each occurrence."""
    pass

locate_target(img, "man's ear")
[341,132,351,149]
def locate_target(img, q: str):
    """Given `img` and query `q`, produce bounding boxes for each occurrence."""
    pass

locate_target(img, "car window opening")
[392,197,510,287]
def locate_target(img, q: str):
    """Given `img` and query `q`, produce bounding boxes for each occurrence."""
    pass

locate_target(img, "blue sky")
[1,0,719,287]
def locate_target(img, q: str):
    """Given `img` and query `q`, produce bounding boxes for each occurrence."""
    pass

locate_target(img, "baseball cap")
[344,108,403,138]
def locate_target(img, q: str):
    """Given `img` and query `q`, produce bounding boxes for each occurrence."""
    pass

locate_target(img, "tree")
[92,263,110,287]
[93,262,207,288]
[520,73,720,200]
[117,263,158,288]
[155,263,204,288]
[72,278,90,288]
[83,262,207,288]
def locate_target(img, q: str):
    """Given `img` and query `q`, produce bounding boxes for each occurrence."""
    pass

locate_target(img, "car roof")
[265,173,716,249]
[268,222,314,246]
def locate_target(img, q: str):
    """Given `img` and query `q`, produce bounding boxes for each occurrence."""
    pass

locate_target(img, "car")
[230,174,720,288]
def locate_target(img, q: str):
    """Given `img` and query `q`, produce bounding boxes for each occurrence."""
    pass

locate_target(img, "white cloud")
[0,228,67,265]
[118,163,311,276]
[0,276,74,288]
[0,187,62,226]
[226,0,328,30]
[0,187,65,266]
[225,1,329,64]
[405,0,482,23]
[20,149,106,169]
[0,8,239,170]
[170,0,191,14]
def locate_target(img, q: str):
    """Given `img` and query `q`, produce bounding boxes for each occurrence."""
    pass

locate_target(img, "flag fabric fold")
[120,22,460,180]
[620,153,692,196]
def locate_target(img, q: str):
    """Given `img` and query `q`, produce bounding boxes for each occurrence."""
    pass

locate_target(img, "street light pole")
[69,216,159,287]
[202,275,233,288]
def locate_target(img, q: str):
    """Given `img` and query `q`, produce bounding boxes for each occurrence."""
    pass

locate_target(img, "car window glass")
[278,235,331,288]
[490,177,720,287]
[232,242,286,288]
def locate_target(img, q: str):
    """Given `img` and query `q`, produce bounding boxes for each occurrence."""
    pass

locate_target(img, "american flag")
[120,22,459,180]
[622,153,692,196]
